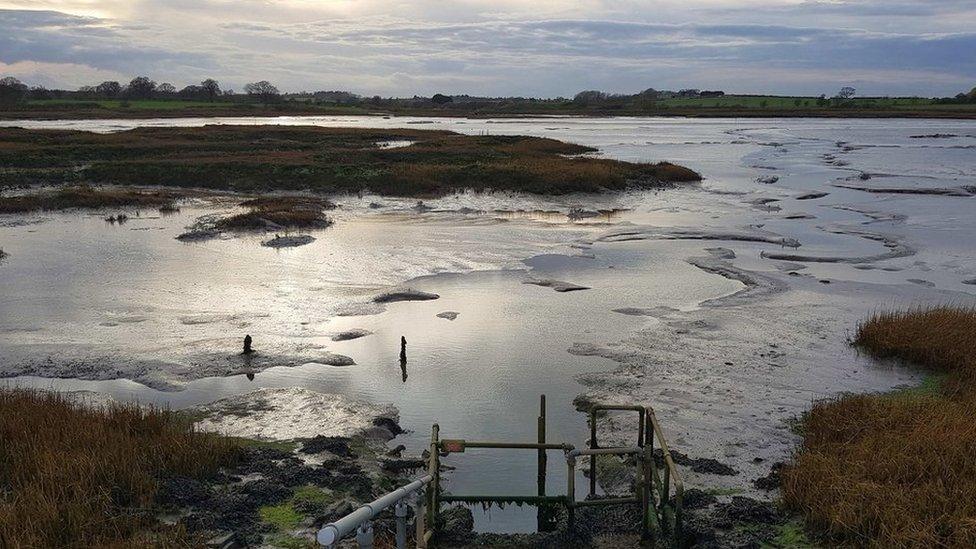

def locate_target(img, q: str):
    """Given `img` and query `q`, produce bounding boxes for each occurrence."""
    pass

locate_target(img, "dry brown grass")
[782,307,976,548]
[0,185,177,213]
[0,389,239,548]
[215,196,334,231]
[0,126,701,197]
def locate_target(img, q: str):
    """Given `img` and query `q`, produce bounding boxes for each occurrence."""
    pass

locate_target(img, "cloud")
[0,2,973,96]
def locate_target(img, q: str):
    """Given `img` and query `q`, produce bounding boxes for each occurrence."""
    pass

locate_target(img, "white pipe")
[317,475,433,546]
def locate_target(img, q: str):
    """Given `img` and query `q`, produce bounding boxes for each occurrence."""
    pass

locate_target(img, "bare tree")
[200,79,221,102]
[244,80,280,104]
[836,87,856,100]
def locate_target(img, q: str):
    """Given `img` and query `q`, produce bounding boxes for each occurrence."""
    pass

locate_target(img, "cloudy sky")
[1,0,974,97]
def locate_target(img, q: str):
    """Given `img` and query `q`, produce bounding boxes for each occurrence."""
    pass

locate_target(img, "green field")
[26,99,240,109]
[5,95,975,119]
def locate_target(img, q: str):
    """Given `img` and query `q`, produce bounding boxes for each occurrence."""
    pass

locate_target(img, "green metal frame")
[420,396,684,548]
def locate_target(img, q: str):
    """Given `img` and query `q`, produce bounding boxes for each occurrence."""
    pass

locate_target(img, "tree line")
[2,75,976,109]
[0,76,282,105]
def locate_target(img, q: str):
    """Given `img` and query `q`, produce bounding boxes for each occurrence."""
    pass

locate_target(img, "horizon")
[1,1,974,98]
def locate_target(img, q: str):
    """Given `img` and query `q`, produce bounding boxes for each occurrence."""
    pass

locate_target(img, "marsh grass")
[0,185,178,213]
[782,307,976,547]
[0,126,700,197]
[215,196,334,230]
[0,389,240,548]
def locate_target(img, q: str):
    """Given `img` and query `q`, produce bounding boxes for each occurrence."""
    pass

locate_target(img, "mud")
[834,183,974,197]
[0,344,356,391]
[523,278,591,293]
[193,388,397,441]
[331,328,372,342]
[373,289,441,303]
[261,234,316,248]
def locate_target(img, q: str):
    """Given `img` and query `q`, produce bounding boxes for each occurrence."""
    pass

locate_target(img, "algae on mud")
[0,125,700,197]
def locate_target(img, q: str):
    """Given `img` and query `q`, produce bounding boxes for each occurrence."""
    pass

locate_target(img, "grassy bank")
[782,307,976,547]
[0,185,179,213]
[3,96,976,119]
[0,389,240,547]
[0,125,699,197]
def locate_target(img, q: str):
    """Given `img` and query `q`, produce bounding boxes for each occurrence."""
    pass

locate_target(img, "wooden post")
[566,454,576,531]
[589,410,597,497]
[426,424,440,533]
[537,395,547,531]
[642,438,654,543]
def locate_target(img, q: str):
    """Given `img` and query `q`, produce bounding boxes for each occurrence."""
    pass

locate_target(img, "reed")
[782,306,976,547]
[0,389,239,548]
[0,185,178,213]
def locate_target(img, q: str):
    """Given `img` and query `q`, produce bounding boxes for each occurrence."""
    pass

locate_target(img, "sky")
[0,1,974,97]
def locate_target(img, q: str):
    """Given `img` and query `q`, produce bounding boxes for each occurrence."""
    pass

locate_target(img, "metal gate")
[318,395,684,548]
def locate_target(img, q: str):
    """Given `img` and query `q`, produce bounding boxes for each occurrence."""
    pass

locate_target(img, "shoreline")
[3,106,976,121]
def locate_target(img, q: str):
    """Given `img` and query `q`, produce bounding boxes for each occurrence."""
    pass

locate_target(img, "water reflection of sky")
[2,115,976,531]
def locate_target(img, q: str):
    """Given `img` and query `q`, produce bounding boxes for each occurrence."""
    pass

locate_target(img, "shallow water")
[2,115,976,532]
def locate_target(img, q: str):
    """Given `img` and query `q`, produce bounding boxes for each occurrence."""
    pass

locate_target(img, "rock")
[437,506,474,544]
[386,444,407,457]
[796,191,829,200]
[158,476,211,507]
[321,499,357,524]
[381,458,427,473]
[372,416,404,436]
[261,234,315,248]
[754,462,785,490]
[436,311,460,321]
[301,436,354,457]
[238,478,293,506]
[963,279,976,285]
[655,449,738,476]
[756,175,779,184]
[712,496,783,528]
[331,329,372,342]
[373,289,440,303]
[679,488,717,510]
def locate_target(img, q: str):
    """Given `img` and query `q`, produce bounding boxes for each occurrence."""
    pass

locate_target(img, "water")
[2,115,976,532]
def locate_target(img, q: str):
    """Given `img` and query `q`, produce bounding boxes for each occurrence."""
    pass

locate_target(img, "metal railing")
[316,396,685,548]
[588,404,685,546]
[317,474,433,549]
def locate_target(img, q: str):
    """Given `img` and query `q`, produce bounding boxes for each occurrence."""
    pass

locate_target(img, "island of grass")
[0,125,700,198]
[782,307,976,547]
[0,185,180,213]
